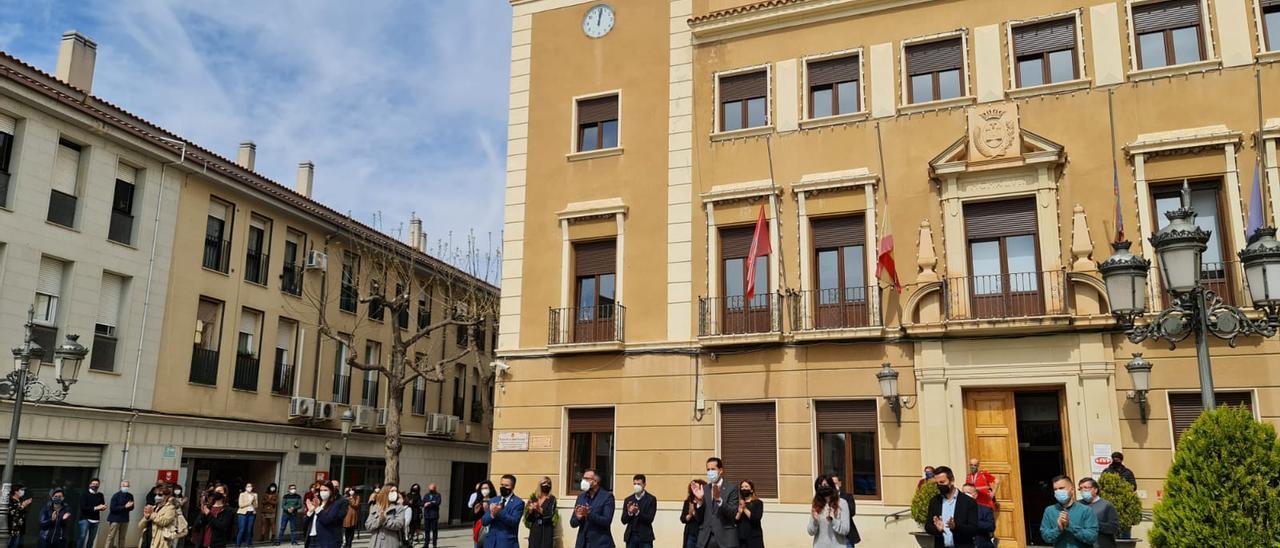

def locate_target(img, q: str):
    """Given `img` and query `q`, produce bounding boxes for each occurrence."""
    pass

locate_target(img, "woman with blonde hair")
[142,487,187,548]
[524,477,556,548]
[363,486,405,548]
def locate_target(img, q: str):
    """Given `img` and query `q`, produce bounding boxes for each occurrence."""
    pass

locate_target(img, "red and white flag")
[745,205,771,302]
[877,207,902,293]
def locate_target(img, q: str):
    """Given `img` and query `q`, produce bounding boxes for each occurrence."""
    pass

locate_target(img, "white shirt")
[309,504,322,537]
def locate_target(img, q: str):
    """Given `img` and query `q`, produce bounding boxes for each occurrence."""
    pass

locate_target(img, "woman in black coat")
[735,480,764,548]
[680,480,706,548]
[199,492,236,548]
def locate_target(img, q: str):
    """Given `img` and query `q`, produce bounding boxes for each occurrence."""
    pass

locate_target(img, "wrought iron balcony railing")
[698,293,782,337]
[548,304,626,345]
[942,269,1067,320]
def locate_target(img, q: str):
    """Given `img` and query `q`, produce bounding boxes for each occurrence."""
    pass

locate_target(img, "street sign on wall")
[157,469,179,484]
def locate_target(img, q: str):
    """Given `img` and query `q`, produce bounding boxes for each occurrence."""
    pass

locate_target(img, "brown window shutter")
[808,56,859,87]
[720,71,768,103]
[964,197,1038,239]
[1132,0,1201,34]
[568,407,615,433]
[815,400,877,432]
[574,240,616,277]
[720,402,778,498]
[1169,391,1252,445]
[578,95,618,125]
[720,226,756,259]
[811,215,865,249]
[1013,17,1077,57]
[906,38,963,75]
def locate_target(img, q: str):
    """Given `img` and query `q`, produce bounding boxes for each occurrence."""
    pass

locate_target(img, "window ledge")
[106,239,138,250]
[1257,50,1280,64]
[710,125,774,142]
[201,267,231,277]
[245,280,269,289]
[1127,59,1221,82]
[898,95,975,115]
[548,340,624,354]
[45,220,80,233]
[799,111,870,130]
[566,147,624,161]
[87,368,122,376]
[1007,78,1091,99]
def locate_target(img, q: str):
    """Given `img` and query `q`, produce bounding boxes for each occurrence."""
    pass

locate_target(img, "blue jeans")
[277,513,301,545]
[78,521,99,548]
[236,514,256,547]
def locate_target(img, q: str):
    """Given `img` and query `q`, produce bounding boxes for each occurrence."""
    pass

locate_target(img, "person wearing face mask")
[680,480,706,548]
[524,477,556,548]
[39,488,73,548]
[1038,475,1097,548]
[480,475,523,548]
[734,479,763,548]
[303,484,347,548]
[9,483,32,548]
[276,485,303,546]
[960,485,995,548]
[924,466,978,548]
[421,484,442,548]
[404,485,422,546]
[1075,478,1116,548]
[141,486,185,548]
[692,457,739,548]
[78,478,107,548]
[364,487,406,548]
[260,484,279,544]
[234,484,258,548]
[469,481,495,547]
[917,467,937,490]
[198,491,235,548]
[964,459,999,515]
[806,475,849,547]
[106,480,135,548]
[340,489,360,548]
[620,474,656,548]
[829,476,860,547]
[568,469,613,548]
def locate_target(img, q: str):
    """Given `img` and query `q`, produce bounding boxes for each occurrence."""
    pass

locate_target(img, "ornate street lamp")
[1124,353,1154,423]
[875,363,915,426]
[1101,181,1279,412]
[54,334,87,389]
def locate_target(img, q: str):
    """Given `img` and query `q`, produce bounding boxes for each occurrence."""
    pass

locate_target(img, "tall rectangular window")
[567,407,614,494]
[204,199,233,272]
[964,198,1041,319]
[273,318,298,395]
[417,285,432,330]
[368,274,385,321]
[718,70,768,131]
[811,215,868,329]
[816,400,880,498]
[362,341,381,406]
[1170,391,1252,445]
[720,402,778,498]
[340,251,359,313]
[332,334,352,403]
[807,55,859,118]
[577,95,619,152]
[1265,1,1280,51]
[1013,17,1078,87]
[395,281,409,329]
[191,297,224,385]
[245,216,270,285]
[282,230,304,296]
[572,240,617,344]
[411,358,427,415]
[1133,0,1204,69]
[48,139,81,227]
[0,113,14,208]
[1152,182,1231,302]
[906,38,964,104]
[90,272,126,372]
[234,308,263,391]
[720,226,771,334]
[452,365,467,417]
[32,257,66,363]
[108,163,138,245]
[470,376,482,423]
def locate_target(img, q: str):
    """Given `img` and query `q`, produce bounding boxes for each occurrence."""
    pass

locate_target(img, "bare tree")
[294,227,499,484]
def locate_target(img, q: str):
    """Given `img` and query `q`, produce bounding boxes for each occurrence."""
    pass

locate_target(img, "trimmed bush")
[1150,405,1280,546]
[1098,472,1141,530]
[912,480,936,526]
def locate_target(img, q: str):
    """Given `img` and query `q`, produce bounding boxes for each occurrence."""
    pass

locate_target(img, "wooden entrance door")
[964,390,1025,546]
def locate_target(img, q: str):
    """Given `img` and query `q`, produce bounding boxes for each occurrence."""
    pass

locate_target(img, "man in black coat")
[962,484,996,548]
[924,466,979,548]
[831,476,861,546]
[620,474,657,548]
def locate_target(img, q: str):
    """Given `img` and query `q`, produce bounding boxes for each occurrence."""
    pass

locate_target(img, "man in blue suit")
[481,475,524,548]
[570,469,615,548]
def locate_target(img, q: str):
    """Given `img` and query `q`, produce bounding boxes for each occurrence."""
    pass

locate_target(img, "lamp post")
[875,363,915,426]
[1101,181,1280,411]
[339,409,354,487]
[0,306,88,546]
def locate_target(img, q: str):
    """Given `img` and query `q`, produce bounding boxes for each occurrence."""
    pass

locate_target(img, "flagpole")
[1256,66,1270,232]
[764,135,786,295]
[1108,89,1124,243]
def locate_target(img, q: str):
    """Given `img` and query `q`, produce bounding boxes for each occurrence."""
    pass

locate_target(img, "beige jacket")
[143,501,181,548]
[237,492,258,515]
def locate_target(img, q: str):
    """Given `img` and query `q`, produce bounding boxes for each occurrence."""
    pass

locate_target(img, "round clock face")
[582,4,615,38]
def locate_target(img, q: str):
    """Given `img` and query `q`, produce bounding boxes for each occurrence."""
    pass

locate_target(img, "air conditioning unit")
[305,250,328,271]
[426,413,450,436]
[314,401,336,421]
[376,408,389,428]
[352,405,376,430]
[288,397,315,419]
[445,415,461,435]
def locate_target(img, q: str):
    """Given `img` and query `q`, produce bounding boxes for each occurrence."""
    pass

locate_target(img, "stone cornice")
[690,0,936,44]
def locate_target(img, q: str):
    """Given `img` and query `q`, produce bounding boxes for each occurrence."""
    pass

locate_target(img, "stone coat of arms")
[968,104,1020,160]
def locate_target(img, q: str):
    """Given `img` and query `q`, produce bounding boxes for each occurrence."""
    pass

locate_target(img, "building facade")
[493,0,1280,546]
[0,32,497,548]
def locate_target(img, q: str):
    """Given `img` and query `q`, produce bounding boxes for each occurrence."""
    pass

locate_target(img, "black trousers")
[343,527,355,548]
[422,519,438,547]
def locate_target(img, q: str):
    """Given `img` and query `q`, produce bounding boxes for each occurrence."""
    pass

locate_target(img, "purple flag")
[1247,162,1264,241]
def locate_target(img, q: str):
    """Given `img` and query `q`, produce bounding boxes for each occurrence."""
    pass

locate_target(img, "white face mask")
[579,479,592,492]
[319,491,331,501]
[289,489,297,494]
[15,490,24,498]
[480,488,490,497]
[174,490,181,496]
[246,487,253,493]
[120,487,130,494]
[633,484,643,495]
[388,493,399,504]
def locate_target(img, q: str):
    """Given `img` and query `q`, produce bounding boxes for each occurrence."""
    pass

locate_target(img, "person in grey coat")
[363,489,406,548]
[1077,478,1118,548]
[806,476,849,547]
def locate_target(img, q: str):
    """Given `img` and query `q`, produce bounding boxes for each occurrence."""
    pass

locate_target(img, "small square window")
[577,95,619,152]
[905,38,964,104]
[718,70,768,131]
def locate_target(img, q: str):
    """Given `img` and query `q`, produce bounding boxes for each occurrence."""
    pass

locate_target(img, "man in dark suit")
[570,469,615,548]
[695,457,739,548]
[481,475,524,548]
[620,474,657,548]
[962,484,996,548]
[831,476,861,546]
[924,466,979,548]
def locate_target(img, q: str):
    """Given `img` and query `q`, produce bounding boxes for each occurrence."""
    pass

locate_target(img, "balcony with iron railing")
[698,293,784,346]
[271,359,293,396]
[792,286,883,341]
[1156,261,1239,307]
[471,399,484,424]
[548,303,626,353]
[189,346,219,385]
[233,353,260,391]
[281,263,304,296]
[203,236,231,273]
[332,373,351,404]
[244,250,270,285]
[941,269,1069,328]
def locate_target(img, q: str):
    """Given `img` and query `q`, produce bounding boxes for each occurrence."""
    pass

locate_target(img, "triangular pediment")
[930,129,1065,176]
[930,103,1066,177]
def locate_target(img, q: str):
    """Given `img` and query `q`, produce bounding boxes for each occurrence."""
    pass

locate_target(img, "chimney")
[236,141,257,171]
[408,215,423,250]
[55,31,97,93]
[296,161,314,198]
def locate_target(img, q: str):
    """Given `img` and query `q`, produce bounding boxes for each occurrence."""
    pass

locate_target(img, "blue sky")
[1,1,512,275]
